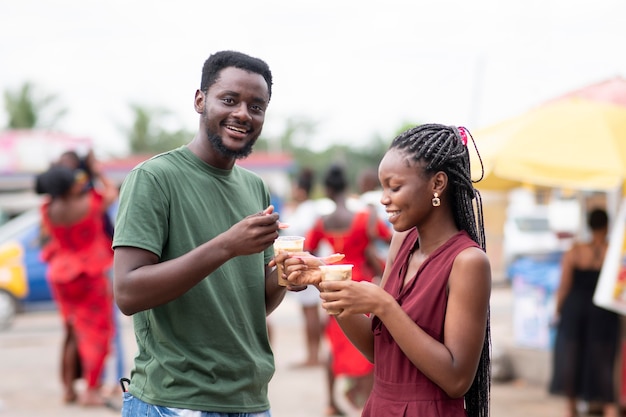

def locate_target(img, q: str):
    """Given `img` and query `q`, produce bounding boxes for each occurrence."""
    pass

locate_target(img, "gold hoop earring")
[432,192,441,207]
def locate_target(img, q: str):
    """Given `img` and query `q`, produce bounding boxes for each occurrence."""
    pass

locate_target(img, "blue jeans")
[121,392,272,417]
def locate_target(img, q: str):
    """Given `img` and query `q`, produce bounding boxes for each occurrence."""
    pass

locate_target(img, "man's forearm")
[265,267,287,315]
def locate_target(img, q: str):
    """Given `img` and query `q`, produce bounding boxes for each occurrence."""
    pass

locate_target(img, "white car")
[502,209,562,275]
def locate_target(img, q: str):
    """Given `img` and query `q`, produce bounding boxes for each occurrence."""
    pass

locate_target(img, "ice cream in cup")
[273,236,305,286]
[319,264,353,315]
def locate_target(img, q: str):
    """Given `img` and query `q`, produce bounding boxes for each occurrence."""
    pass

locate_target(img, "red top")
[363,228,478,417]
[306,210,391,377]
[40,190,113,284]
[306,210,391,282]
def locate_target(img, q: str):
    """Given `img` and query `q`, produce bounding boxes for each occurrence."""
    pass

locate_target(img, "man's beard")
[207,130,255,160]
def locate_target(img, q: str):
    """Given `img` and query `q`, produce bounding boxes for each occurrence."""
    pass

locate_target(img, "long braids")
[390,123,490,417]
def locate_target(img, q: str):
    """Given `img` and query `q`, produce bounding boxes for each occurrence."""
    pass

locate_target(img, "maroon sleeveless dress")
[362,228,478,417]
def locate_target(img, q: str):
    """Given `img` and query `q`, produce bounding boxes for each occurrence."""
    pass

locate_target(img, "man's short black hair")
[200,50,273,100]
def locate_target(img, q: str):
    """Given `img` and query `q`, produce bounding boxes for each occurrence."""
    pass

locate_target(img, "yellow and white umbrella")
[470,98,626,192]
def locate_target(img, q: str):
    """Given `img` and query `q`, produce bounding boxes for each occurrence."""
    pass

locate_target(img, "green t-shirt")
[113,146,274,412]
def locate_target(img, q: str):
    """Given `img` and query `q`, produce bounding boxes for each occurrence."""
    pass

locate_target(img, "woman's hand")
[284,252,324,286]
[319,280,392,317]
[269,251,319,291]
[271,251,345,287]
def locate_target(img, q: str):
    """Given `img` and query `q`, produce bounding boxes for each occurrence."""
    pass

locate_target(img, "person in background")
[281,167,328,367]
[113,50,292,416]
[305,164,392,416]
[57,149,115,238]
[55,149,125,395]
[355,166,392,284]
[356,167,387,224]
[284,124,492,417]
[550,207,621,417]
[35,162,118,407]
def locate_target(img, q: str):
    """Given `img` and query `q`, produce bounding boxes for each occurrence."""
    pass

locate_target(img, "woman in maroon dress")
[284,124,491,417]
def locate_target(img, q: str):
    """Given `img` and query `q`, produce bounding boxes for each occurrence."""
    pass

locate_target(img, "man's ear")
[194,90,205,114]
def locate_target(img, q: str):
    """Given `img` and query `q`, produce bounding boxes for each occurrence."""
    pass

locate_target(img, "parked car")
[0,209,53,329]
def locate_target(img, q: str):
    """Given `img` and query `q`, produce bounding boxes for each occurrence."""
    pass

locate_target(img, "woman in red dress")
[305,164,391,416]
[36,162,118,407]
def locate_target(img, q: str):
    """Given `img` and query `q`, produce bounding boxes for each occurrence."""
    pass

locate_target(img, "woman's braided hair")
[389,123,490,417]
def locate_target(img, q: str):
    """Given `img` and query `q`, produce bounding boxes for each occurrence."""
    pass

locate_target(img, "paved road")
[0,285,565,417]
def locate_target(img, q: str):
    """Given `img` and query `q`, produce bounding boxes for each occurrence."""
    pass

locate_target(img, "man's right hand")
[225,206,280,257]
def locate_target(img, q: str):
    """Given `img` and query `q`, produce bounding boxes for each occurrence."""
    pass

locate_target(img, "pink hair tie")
[458,126,468,146]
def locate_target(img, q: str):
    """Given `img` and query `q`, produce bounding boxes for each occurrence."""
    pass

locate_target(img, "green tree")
[3,81,67,129]
[255,116,317,154]
[281,121,422,195]
[124,104,192,154]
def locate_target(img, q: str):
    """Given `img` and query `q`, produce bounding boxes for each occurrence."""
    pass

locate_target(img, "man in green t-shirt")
[113,50,293,416]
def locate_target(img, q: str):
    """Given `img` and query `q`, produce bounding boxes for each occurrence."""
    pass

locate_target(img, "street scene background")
[0,284,565,417]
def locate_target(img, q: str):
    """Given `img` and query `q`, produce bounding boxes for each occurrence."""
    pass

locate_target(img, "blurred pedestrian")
[281,167,327,368]
[55,149,125,395]
[356,166,387,224]
[284,124,492,417]
[56,149,115,238]
[355,166,392,284]
[35,162,118,407]
[550,207,621,417]
[305,163,392,416]
[113,50,291,416]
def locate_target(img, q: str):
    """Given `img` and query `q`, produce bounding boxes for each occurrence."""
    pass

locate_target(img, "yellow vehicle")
[0,241,28,329]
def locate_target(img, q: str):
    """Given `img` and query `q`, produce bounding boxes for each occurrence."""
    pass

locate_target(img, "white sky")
[2,0,625,157]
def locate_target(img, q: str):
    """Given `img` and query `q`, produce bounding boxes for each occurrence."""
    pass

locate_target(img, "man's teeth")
[388,211,399,219]
[227,126,247,133]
